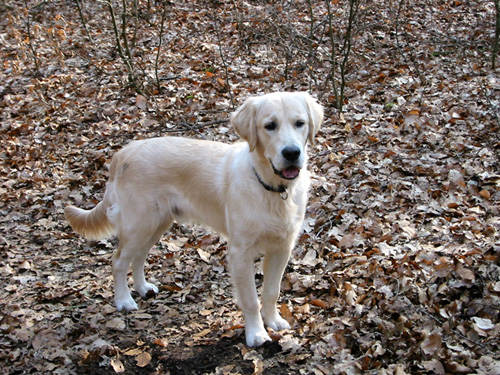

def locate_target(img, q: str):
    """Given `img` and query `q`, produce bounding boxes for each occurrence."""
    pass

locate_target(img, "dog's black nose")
[282,146,301,162]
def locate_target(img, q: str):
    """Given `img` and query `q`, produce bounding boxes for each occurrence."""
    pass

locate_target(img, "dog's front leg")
[261,250,292,331]
[229,249,271,347]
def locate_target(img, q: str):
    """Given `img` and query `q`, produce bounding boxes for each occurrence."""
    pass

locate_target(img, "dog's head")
[231,92,323,180]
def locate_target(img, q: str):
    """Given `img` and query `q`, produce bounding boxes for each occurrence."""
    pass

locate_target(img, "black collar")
[253,168,288,200]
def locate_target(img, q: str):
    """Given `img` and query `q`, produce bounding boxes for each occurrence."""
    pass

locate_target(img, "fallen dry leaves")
[0,0,499,374]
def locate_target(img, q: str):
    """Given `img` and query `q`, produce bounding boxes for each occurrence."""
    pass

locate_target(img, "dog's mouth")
[281,166,300,180]
[270,160,301,180]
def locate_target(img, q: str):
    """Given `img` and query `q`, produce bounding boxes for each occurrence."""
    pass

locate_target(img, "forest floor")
[0,0,499,374]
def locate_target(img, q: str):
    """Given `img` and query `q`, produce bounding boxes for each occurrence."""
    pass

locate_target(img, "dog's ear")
[304,93,324,145]
[231,97,258,151]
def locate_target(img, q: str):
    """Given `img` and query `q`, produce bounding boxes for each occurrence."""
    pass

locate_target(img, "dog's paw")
[135,282,159,298]
[245,328,272,347]
[115,296,138,312]
[263,314,291,331]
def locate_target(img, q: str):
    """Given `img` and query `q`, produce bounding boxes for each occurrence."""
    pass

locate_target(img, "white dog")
[65,92,323,347]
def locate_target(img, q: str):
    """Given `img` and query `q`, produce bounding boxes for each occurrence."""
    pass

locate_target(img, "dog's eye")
[265,121,277,131]
[295,120,305,128]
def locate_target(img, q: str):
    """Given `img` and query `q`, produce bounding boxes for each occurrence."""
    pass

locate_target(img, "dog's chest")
[248,193,304,239]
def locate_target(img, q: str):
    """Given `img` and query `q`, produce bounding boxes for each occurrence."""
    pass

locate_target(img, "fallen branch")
[164,118,230,133]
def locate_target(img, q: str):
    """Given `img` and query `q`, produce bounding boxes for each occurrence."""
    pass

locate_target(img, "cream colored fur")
[65,92,323,347]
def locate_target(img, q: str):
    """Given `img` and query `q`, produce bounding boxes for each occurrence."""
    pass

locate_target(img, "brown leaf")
[310,299,328,309]
[197,248,211,263]
[455,263,475,282]
[14,327,34,342]
[111,358,125,373]
[153,338,169,347]
[124,348,142,356]
[136,352,151,368]
[193,328,211,338]
[479,189,490,199]
[135,95,147,110]
[269,331,282,341]
[106,317,126,331]
[422,359,445,375]
[434,259,454,278]
[280,303,294,323]
[279,335,302,353]
[421,332,442,356]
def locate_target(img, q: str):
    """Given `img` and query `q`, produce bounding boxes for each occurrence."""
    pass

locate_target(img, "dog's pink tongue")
[283,167,299,179]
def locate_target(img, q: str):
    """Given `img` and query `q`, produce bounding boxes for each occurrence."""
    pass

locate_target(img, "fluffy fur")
[65,91,323,347]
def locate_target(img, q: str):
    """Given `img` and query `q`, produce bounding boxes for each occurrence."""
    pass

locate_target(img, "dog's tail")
[64,201,115,240]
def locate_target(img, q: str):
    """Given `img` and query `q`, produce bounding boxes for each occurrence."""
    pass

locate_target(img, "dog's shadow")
[155,338,285,375]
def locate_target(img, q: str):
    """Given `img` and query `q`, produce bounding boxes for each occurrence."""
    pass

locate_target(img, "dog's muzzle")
[270,145,302,180]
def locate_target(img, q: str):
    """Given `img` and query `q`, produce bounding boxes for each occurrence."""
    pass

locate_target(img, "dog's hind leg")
[131,219,172,298]
[112,239,139,311]
[113,218,172,311]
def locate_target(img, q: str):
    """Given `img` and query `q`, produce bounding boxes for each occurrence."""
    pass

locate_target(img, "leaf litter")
[0,0,499,374]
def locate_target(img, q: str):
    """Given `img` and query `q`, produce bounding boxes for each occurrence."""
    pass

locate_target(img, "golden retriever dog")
[65,92,323,347]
